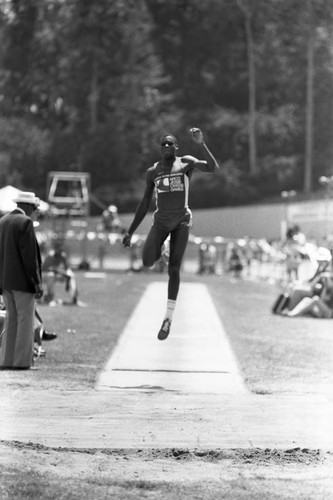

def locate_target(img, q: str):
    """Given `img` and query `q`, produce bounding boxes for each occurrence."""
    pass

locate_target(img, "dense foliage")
[0,0,332,212]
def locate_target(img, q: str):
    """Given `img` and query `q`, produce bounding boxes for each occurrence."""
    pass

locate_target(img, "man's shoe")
[158,318,171,341]
[34,346,46,358]
[42,330,57,341]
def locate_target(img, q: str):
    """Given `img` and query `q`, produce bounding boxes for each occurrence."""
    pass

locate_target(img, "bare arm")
[181,127,219,173]
[122,170,155,247]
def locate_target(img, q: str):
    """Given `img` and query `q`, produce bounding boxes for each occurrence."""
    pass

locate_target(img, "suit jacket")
[0,210,42,293]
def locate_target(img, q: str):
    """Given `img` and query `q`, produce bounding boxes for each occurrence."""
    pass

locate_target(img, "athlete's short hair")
[159,133,178,146]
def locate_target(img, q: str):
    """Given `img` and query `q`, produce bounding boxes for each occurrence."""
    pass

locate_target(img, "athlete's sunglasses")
[161,140,176,147]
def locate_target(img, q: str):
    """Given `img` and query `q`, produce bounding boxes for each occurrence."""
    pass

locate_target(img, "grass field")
[1,270,333,499]
[9,269,330,394]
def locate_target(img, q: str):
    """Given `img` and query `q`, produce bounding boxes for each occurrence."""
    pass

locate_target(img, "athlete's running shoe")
[158,318,171,341]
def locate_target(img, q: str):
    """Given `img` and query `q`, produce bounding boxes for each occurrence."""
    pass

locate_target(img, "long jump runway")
[96,282,246,394]
[1,281,332,449]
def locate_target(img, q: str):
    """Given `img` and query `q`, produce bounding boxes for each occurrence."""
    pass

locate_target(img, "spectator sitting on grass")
[286,272,333,318]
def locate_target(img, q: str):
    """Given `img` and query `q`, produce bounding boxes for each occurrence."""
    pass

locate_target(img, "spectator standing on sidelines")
[122,127,219,340]
[42,239,78,305]
[98,204,125,233]
[0,192,43,369]
[97,204,126,269]
[228,244,244,279]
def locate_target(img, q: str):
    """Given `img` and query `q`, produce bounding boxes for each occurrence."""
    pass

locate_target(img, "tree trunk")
[89,56,99,132]
[238,0,257,175]
[304,0,314,194]
[245,9,257,176]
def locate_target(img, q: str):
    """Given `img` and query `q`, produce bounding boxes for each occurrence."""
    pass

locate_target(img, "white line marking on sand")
[96,282,246,393]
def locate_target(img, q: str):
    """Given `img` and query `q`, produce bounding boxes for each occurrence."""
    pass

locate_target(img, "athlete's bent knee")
[142,248,161,268]
[142,255,156,268]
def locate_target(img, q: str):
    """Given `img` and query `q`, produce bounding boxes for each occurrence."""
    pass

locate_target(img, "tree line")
[0,0,332,213]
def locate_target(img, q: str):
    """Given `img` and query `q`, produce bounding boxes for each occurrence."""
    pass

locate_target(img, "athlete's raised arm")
[181,127,219,173]
[122,169,155,247]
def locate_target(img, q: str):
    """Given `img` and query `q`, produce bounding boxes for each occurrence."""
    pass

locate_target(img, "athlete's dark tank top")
[151,158,191,212]
[149,158,192,230]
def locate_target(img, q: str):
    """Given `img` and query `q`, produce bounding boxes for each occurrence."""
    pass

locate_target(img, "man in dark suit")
[0,191,43,369]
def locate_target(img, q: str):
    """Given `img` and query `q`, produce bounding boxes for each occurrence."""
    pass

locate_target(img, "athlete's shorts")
[152,208,192,233]
[143,215,190,269]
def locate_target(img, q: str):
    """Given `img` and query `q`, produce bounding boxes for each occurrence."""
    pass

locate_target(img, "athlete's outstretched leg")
[158,224,189,341]
[168,224,189,300]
